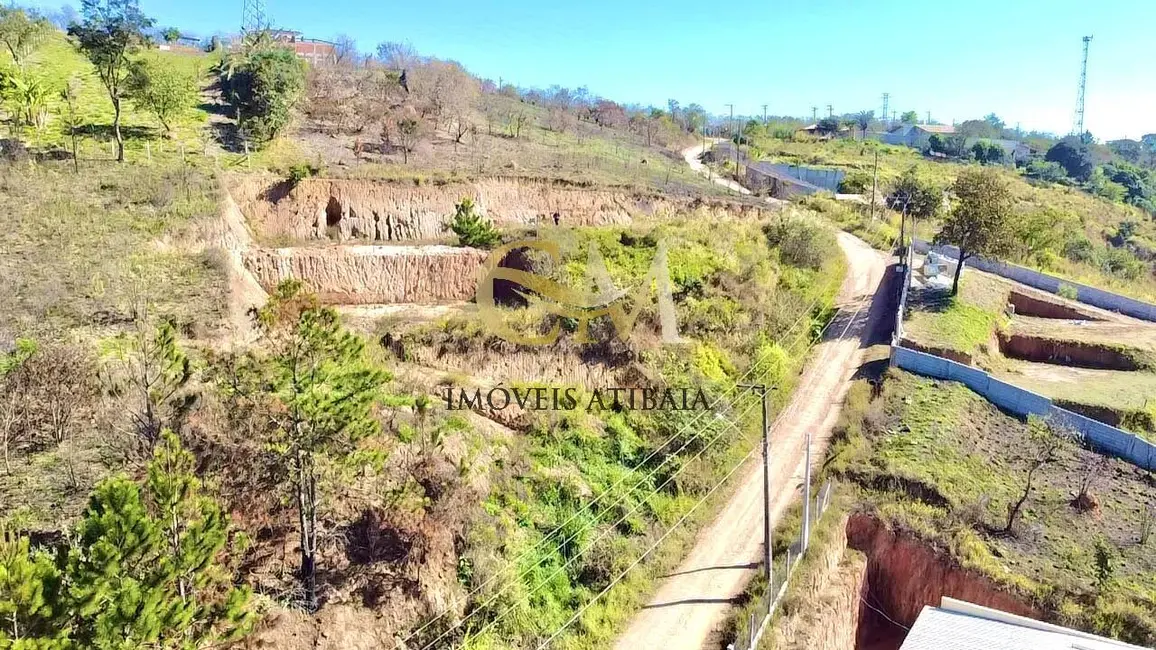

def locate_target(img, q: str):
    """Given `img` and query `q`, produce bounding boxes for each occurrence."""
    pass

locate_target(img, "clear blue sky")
[33,0,1156,140]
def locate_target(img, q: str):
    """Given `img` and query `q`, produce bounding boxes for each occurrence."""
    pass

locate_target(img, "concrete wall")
[762,163,845,193]
[914,239,1156,322]
[890,345,1156,471]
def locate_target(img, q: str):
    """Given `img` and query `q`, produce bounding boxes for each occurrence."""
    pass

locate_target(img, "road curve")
[612,155,890,650]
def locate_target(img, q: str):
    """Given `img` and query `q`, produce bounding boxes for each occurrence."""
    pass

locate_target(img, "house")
[964,137,1033,164]
[901,598,1145,650]
[880,123,955,149]
[269,29,337,66]
[796,123,852,139]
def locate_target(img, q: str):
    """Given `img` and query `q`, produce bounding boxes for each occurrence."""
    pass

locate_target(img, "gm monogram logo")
[476,237,682,346]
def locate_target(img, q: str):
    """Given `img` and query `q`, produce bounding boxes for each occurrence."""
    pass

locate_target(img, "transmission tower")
[881,93,889,127]
[242,0,268,33]
[1072,35,1092,136]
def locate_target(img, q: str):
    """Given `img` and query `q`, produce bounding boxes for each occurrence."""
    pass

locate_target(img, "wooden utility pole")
[739,383,776,581]
[870,148,879,220]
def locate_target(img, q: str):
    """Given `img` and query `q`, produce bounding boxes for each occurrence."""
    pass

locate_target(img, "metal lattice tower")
[1072,35,1092,136]
[881,93,889,127]
[242,0,268,33]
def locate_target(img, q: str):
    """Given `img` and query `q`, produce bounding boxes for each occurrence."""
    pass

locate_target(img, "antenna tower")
[881,93,889,127]
[242,0,268,33]
[1072,35,1092,136]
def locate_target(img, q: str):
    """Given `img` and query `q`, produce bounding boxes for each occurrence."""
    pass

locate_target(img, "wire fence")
[729,479,836,650]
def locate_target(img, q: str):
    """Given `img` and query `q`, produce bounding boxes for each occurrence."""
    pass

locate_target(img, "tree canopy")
[1046,136,1095,182]
[935,167,1016,295]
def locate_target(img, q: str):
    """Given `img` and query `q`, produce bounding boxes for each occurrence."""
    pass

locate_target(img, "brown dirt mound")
[997,333,1147,371]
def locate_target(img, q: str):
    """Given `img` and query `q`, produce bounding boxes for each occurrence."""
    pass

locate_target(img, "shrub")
[838,169,873,194]
[1025,159,1068,183]
[286,162,320,186]
[449,198,500,249]
[763,217,835,271]
[1057,283,1079,300]
[127,55,198,133]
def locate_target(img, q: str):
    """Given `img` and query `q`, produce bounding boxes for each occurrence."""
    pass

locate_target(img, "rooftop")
[901,599,1145,650]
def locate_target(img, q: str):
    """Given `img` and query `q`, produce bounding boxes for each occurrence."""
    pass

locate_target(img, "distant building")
[964,137,1033,164]
[268,29,337,66]
[901,598,1145,650]
[796,123,852,139]
[880,123,955,149]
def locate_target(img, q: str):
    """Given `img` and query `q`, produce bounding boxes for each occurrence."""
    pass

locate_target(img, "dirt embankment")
[847,514,1037,650]
[898,337,974,365]
[997,333,1148,371]
[766,514,868,650]
[1007,290,1104,321]
[243,245,488,304]
[230,175,768,244]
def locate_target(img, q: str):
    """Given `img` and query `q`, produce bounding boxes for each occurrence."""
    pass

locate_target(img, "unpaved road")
[613,156,891,650]
[681,142,752,196]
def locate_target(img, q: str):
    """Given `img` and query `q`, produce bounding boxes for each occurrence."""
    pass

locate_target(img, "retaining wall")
[913,239,1156,322]
[890,345,1156,471]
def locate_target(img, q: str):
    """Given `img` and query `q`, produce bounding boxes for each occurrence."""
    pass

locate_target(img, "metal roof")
[901,599,1147,650]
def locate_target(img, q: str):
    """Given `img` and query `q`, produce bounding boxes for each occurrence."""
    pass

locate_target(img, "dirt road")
[613,162,891,650]
[681,142,752,196]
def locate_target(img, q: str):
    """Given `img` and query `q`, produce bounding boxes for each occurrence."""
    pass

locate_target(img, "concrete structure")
[902,598,1145,650]
[269,29,336,65]
[914,239,1156,322]
[880,123,955,149]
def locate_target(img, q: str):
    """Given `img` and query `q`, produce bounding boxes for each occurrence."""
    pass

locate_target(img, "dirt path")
[613,161,891,650]
[681,141,753,196]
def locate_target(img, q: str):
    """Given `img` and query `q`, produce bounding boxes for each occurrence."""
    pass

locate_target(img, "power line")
[532,227,903,649]
[394,282,833,649]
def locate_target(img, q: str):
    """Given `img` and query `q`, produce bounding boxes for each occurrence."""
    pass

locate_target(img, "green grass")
[830,370,1156,646]
[902,271,1008,361]
[11,31,216,163]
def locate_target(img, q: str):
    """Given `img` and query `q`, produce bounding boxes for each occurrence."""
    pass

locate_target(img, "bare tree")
[408,59,478,129]
[0,340,35,474]
[384,106,426,163]
[1141,500,1155,546]
[546,107,575,134]
[1005,417,1071,534]
[375,40,419,69]
[23,343,99,487]
[507,108,529,139]
[332,33,357,67]
[1072,436,1113,512]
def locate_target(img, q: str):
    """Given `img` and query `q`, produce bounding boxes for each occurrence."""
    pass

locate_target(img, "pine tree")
[253,280,390,611]
[0,530,69,647]
[449,197,501,249]
[66,431,251,648]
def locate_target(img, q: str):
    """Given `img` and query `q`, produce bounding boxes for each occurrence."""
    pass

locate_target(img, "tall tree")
[900,110,919,124]
[127,55,198,134]
[68,0,154,162]
[241,281,389,611]
[1046,136,1095,182]
[934,167,1016,295]
[855,110,873,139]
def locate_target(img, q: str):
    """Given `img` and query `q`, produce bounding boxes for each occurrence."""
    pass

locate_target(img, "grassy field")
[12,32,216,164]
[829,371,1156,646]
[747,136,1156,301]
[0,158,228,340]
[902,266,1008,361]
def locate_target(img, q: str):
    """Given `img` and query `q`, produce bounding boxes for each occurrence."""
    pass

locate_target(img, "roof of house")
[901,599,1145,650]
[914,124,956,134]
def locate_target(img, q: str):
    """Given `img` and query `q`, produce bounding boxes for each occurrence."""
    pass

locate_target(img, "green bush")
[763,216,835,271]
[287,162,321,186]
[219,39,307,147]
[1025,159,1068,183]
[450,198,501,249]
[887,166,942,219]
[838,169,873,194]
[1057,283,1080,300]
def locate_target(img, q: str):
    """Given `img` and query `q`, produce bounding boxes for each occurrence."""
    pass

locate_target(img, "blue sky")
[33,0,1156,140]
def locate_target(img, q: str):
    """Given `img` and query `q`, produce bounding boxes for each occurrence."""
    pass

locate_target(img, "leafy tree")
[935,167,1016,295]
[219,35,307,146]
[160,26,180,43]
[683,103,706,133]
[900,110,918,124]
[245,281,389,611]
[1046,136,1095,181]
[815,116,841,135]
[971,140,1005,165]
[450,197,501,249]
[887,167,942,220]
[68,0,154,162]
[1103,162,1153,205]
[127,55,197,134]
[983,112,1006,130]
[0,6,53,68]
[1088,167,1126,202]
[956,119,1000,140]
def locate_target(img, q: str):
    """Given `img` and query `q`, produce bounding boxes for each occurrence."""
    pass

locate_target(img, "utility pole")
[762,104,768,127]
[726,103,737,190]
[826,104,833,118]
[926,110,931,124]
[738,383,776,582]
[869,148,879,220]
[811,106,817,123]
